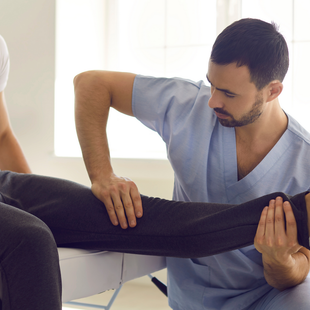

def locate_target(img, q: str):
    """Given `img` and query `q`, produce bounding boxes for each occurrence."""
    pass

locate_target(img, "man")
[74,19,310,309]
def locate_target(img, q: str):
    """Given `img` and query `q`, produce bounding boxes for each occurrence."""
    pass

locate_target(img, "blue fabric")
[132,75,310,309]
[248,276,310,310]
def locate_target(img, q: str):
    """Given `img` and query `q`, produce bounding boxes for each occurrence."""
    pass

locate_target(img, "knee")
[3,216,57,259]
[19,219,56,251]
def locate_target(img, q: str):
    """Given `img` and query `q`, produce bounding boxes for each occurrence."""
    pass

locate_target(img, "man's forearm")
[74,71,113,182]
[74,70,136,181]
[263,248,310,291]
[74,71,142,228]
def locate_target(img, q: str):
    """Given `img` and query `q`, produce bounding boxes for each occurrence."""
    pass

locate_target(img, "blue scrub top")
[132,75,310,310]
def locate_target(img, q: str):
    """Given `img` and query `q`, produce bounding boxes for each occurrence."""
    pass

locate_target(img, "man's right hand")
[91,173,143,229]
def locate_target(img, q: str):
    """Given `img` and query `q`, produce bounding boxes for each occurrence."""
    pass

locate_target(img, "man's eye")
[225,93,235,98]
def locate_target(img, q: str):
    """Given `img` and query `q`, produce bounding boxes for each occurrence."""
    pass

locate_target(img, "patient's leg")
[0,202,61,310]
[0,171,308,258]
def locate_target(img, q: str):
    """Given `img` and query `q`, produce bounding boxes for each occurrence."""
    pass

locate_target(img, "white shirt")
[0,35,10,92]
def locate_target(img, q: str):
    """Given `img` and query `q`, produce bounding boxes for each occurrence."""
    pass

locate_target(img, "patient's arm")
[0,91,31,173]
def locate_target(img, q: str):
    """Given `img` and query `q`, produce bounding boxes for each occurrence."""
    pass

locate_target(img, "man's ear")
[266,80,283,102]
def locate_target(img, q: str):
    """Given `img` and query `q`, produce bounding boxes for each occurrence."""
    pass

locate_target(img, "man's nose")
[208,88,224,109]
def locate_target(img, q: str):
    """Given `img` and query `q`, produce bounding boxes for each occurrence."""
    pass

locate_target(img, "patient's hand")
[92,173,143,229]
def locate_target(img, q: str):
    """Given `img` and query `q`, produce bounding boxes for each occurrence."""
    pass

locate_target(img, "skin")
[0,91,31,173]
[255,196,310,290]
[206,74,264,128]
[74,66,310,291]
[207,61,287,180]
[213,93,263,128]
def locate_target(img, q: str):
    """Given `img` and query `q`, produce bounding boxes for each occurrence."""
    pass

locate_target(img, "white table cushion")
[59,248,166,302]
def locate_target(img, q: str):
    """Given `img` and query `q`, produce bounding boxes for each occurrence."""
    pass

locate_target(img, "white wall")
[0,0,174,199]
[0,0,56,171]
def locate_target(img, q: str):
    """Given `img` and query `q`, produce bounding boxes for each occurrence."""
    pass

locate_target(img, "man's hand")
[91,173,143,229]
[254,196,301,264]
[254,196,309,290]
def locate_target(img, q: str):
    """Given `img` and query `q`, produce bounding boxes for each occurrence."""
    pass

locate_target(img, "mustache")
[214,108,231,117]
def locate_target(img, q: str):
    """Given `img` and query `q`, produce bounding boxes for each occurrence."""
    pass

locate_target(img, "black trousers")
[0,170,308,310]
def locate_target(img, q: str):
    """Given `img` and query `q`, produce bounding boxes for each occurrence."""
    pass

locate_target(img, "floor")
[62,271,171,310]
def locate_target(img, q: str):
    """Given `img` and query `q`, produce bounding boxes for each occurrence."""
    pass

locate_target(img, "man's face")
[207,61,265,128]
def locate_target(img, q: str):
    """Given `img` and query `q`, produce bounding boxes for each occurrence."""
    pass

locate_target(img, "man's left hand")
[254,196,308,290]
[254,196,301,265]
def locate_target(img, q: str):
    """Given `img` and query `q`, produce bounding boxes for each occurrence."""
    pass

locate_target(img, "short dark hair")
[210,18,289,90]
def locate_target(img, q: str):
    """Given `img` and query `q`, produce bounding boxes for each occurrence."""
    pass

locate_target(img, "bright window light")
[241,0,310,131]
[54,0,216,159]
[55,0,105,158]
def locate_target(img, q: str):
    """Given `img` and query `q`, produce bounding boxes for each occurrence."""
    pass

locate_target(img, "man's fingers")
[91,183,121,226]
[121,191,143,228]
[265,199,275,244]
[120,192,137,228]
[131,188,143,218]
[110,192,129,229]
[274,197,286,241]
[255,206,268,241]
[91,176,143,229]
[119,182,142,228]
[283,201,298,242]
[102,196,119,226]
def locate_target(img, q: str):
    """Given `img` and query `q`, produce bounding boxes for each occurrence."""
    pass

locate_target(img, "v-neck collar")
[222,122,292,202]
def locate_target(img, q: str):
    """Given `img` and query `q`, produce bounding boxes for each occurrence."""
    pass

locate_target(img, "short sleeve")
[132,75,209,144]
[0,35,10,92]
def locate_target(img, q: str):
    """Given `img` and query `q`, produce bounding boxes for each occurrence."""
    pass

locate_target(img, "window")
[55,0,106,158]
[55,0,216,159]
[241,0,310,126]
[55,0,310,159]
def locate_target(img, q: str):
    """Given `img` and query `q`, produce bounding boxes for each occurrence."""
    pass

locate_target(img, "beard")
[214,94,264,128]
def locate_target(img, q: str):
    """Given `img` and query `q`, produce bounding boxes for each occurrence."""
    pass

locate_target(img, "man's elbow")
[73,71,102,92]
[74,71,111,104]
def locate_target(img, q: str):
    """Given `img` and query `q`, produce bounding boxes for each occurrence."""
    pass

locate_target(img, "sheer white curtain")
[55,0,310,159]
[55,0,217,158]
[241,0,310,128]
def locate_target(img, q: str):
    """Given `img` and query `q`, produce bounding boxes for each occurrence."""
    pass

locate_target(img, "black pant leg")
[0,171,308,258]
[0,202,61,310]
